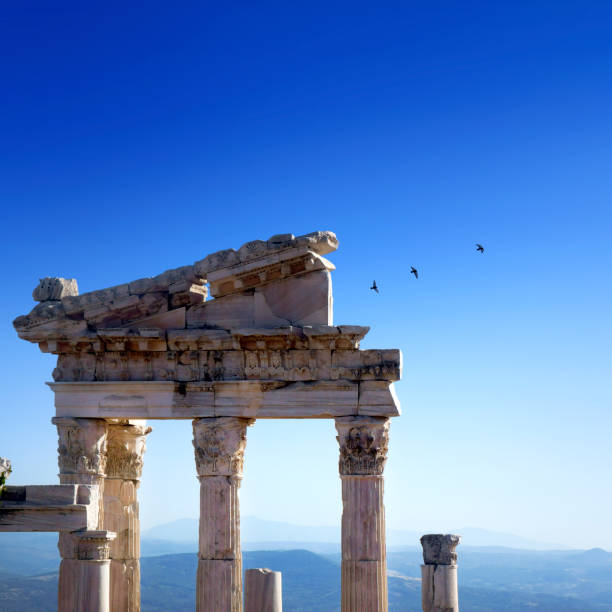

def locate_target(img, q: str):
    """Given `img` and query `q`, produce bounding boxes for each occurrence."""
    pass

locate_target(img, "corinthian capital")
[52,417,108,478]
[105,420,152,480]
[192,417,254,477]
[335,416,390,476]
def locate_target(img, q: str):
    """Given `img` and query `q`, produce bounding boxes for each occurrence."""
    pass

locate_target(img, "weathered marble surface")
[59,530,116,612]
[420,534,461,612]
[50,379,400,419]
[336,416,390,612]
[14,230,339,334]
[104,420,150,612]
[193,417,252,612]
[245,568,282,612]
[0,484,99,532]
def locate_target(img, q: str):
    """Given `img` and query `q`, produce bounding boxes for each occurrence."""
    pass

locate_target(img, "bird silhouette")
[476,243,484,253]
[370,280,379,293]
[410,267,418,279]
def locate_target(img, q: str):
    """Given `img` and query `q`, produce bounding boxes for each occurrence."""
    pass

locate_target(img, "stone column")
[52,417,108,509]
[335,416,390,612]
[420,534,460,612]
[245,568,283,612]
[104,419,151,612]
[58,530,116,612]
[193,417,253,612]
[53,417,108,610]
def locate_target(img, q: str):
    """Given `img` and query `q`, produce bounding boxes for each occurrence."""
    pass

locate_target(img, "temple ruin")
[5,230,402,611]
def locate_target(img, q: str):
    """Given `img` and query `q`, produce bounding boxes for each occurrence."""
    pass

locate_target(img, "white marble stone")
[336,416,390,612]
[0,484,99,532]
[420,534,460,612]
[245,568,282,612]
[193,417,253,612]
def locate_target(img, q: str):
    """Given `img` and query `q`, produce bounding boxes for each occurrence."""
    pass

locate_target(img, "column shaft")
[336,416,390,612]
[58,530,116,612]
[341,476,387,611]
[193,417,253,612]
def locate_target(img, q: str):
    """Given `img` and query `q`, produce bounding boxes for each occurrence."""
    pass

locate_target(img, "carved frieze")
[105,421,151,481]
[193,417,254,477]
[335,416,390,476]
[52,417,108,477]
[51,347,400,383]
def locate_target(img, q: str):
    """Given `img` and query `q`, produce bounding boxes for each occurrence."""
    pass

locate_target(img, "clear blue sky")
[1,2,611,549]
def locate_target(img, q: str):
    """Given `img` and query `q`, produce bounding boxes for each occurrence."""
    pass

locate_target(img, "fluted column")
[103,419,151,612]
[193,417,254,612]
[53,416,109,611]
[335,416,390,612]
[58,530,116,612]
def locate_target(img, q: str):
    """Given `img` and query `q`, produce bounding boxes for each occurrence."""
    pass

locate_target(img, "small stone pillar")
[420,534,460,612]
[193,417,254,612]
[58,530,116,612]
[335,416,390,612]
[245,568,282,612]
[104,419,151,612]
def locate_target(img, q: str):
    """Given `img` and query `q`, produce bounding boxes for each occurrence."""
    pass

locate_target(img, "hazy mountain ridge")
[143,516,569,550]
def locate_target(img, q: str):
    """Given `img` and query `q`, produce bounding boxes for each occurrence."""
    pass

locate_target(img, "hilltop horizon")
[142,515,573,551]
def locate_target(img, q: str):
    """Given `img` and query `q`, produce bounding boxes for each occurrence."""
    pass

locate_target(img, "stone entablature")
[13,230,401,420]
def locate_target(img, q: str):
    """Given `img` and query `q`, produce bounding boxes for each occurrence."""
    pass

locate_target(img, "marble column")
[104,419,151,612]
[53,417,109,610]
[420,534,460,612]
[58,530,116,612]
[335,416,390,612]
[193,417,254,612]
[245,568,283,612]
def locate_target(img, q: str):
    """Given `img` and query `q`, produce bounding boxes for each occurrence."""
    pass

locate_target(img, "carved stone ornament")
[193,417,254,477]
[52,417,108,477]
[421,534,461,566]
[105,421,152,480]
[59,530,116,561]
[335,416,390,476]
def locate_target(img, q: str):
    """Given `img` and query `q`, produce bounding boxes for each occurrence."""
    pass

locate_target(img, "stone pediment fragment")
[13,230,339,339]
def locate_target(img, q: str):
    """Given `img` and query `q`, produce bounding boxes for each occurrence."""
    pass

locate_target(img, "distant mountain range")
[142,515,569,551]
[1,546,611,612]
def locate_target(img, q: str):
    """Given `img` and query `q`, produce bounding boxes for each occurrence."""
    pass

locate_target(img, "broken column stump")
[245,568,282,612]
[420,534,460,612]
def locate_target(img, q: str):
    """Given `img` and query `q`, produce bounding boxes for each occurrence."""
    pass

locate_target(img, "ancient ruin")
[6,230,402,611]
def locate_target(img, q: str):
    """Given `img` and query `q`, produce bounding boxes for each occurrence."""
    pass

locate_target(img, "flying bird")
[370,280,379,293]
[410,267,418,279]
[476,243,484,253]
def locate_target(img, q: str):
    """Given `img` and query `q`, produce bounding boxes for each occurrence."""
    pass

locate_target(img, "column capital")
[60,530,117,561]
[105,420,152,481]
[52,417,108,479]
[335,416,390,476]
[193,417,254,477]
[420,534,461,566]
